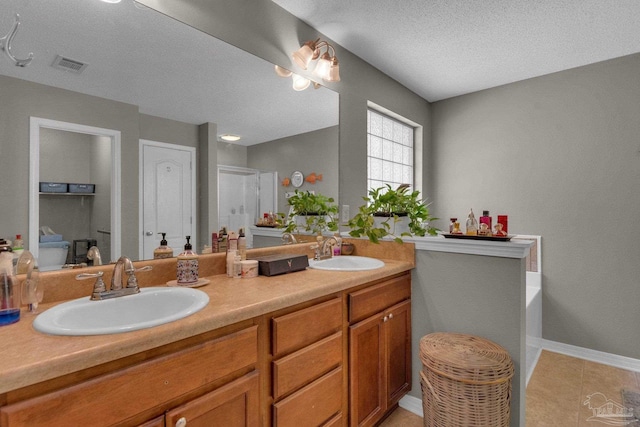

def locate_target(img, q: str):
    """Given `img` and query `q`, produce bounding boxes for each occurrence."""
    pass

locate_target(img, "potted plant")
[348,184,438,243]
[283,190,339,235]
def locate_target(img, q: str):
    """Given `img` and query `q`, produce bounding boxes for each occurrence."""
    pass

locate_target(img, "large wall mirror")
[0,0,338,268]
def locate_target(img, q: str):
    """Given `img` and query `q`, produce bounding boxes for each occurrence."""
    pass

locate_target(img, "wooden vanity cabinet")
[0,325,259,427]
[164,370,259,427]
[348,274,412,427]
[270,296,345,427]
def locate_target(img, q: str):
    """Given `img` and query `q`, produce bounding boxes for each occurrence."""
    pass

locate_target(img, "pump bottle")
[177,236,198,284]
[154,232,174,259]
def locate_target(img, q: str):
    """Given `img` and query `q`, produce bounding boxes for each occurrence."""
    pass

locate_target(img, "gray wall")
[248,126,339,214]
[0,75,140,256]
[0,76,204,258]
[431,53,640,359]
[412,252,526,426]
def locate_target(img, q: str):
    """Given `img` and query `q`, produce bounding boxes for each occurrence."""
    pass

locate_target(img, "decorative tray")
[166,278,210,288]
[255,224,278,228]
[442,233,513,242]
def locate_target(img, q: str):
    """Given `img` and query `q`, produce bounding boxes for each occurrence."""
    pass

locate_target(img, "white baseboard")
[541,339,640,372]
[399,395,424,417]
[399,339,640,419]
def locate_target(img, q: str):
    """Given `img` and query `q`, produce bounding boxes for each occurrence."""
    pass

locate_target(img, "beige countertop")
[0,240,414,395]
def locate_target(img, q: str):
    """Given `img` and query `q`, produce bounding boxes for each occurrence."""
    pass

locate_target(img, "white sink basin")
[308,256,384,271]
[33,287,209,336]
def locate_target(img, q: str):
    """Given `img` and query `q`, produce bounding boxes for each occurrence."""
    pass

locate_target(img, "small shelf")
[39,192,95,196]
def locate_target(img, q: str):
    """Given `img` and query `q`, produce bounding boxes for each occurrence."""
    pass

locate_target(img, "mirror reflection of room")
[0,0,339,267]
[38,128,111,271]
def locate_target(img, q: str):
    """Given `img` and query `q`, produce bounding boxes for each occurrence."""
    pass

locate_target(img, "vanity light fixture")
[219,134,241,142]
[100,0,122,3]
[292,38,340,82]
[291,73,311,91]
[275,65,292,78]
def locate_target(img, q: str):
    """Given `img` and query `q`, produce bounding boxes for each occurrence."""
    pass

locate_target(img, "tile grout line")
[575,358,585,427]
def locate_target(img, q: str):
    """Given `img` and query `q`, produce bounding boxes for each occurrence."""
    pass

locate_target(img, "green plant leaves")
[347,184,438,243]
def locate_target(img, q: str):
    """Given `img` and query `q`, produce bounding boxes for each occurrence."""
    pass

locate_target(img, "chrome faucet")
[86,246,102,266]
[76,256,152,301]
[311,236,338,260]
[281,232,297,245]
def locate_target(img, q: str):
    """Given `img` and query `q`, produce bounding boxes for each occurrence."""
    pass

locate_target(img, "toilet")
[38,241,70,271]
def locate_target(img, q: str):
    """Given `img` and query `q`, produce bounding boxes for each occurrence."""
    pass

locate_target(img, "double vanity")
[0,240,414,426]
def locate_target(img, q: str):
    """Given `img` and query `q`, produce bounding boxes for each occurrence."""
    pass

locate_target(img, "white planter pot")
[373,215,410,236]
[294,214,333,233]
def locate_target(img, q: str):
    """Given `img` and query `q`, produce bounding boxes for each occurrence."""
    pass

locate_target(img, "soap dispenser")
[177,236,198,285]
[154,233,174,259]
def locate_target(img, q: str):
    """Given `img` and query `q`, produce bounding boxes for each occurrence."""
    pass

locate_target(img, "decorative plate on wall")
[291,171,304,188]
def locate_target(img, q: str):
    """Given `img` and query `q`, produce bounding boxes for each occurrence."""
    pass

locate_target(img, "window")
[367,108,415,191]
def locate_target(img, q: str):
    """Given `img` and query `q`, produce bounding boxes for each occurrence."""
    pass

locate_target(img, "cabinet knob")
[383,315,388,322]
[175,417,187,427]
[145,230,154,236]
[388,313,394,320]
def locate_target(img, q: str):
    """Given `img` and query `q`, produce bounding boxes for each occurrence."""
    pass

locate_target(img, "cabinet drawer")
[165,371,259,427]
[272,297,342,358]
[0,326,258,427]
[273,331,342,400]
[348,274,410,324]
[273,367,343,427]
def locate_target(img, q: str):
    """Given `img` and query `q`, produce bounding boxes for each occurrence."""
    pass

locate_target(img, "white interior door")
[140,140,195,259]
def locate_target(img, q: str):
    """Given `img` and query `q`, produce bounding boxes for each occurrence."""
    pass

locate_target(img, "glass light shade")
[100,0,122,3]
[292,43,315,70]
[219,134,241,142]
[274,65,292,78]
[313,52,331,80]
[326,57,340,82]
[292,73,311,91]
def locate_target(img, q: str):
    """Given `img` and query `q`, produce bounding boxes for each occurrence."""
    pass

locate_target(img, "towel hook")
[0,13,34,67]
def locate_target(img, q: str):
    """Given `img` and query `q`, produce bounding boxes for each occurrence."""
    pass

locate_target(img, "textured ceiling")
[272,0,640,101]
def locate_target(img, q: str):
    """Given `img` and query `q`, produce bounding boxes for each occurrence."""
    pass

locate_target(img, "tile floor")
[380,350,640,427]
[526,350,640,426]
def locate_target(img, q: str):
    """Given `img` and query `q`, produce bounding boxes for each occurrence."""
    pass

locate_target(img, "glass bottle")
[449,218,457,234]
[465,208,478,236]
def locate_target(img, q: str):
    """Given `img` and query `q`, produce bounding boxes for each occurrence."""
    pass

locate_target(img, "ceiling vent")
[51,55,88,74]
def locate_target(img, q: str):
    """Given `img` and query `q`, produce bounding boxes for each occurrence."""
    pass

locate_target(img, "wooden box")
[251,254,309,276]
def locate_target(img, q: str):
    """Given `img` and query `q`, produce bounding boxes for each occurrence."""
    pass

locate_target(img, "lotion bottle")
[226,250,237,277]
[154,232,174,259]
[177,236,198,284]
[238,228,247,260]
[233,254,242,278]
[227,231,238,253]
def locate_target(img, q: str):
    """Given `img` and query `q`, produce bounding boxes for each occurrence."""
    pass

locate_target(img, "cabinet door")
[349,314,384,427]
[165,371,259,427]
[385,300,411,407]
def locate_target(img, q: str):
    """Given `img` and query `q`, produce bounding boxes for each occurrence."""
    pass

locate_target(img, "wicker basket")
[419,332,514,427]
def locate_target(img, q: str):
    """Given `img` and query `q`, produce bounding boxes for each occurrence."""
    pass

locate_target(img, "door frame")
[29,117,122,263]
[138,139,196,260]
